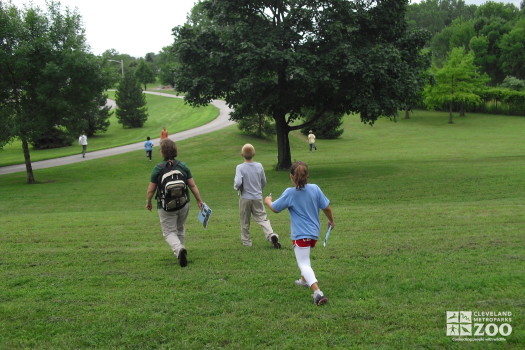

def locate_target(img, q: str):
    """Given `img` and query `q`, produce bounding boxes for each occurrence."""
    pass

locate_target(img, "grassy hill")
[1,110,524,348]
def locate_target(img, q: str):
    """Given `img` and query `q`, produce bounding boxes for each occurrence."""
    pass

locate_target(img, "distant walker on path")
[160,126,168,140]
[78,133,88,158]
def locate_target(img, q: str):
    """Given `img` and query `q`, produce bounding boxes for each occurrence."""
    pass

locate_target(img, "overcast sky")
[10,0,197,58]
[410,0,521,6]
[9,0,522,58]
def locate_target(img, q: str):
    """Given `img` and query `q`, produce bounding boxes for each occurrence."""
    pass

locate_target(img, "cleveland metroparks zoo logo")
[446,311,513,340]
[446,311,473,336]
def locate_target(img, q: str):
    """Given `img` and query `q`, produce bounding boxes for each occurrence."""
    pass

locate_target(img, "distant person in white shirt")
[234,144,281,248]
[308,130,317,152]
[78,133,88,158]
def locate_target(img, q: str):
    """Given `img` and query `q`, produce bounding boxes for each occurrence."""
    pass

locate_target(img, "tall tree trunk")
[448,103,454,124]
[460,102,465,117]
[21,137,36,184]
[274,64,292,170]
[404,109,410,119]
[257,114,263,137]
[274,113,291,170]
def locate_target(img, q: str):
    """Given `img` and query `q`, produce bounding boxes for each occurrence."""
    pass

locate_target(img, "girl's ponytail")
[290,161,309,190]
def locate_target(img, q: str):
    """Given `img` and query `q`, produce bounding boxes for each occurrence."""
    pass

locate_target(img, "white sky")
[410,0,521,7]
[9,0,522,58]
[9,0,198,58]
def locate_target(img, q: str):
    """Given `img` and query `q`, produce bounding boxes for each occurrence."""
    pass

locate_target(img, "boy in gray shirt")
[234,144,281,248]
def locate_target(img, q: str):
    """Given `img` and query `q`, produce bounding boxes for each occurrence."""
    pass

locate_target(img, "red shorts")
[293,238,317,248]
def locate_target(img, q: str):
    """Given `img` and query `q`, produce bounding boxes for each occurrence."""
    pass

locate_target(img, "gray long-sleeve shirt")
[234,161,266,200]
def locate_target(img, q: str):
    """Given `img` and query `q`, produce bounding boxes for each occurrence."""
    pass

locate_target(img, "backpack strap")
[158,159,180,171]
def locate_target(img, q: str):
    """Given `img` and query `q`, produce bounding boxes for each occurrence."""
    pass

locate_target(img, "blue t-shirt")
[144,140,154,151]
[271,184,330,240]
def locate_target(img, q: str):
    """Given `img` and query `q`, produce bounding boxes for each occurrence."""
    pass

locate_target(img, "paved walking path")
[0,92,234,175]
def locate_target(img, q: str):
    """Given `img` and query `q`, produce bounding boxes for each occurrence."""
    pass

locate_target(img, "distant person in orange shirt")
[160,126,168,140]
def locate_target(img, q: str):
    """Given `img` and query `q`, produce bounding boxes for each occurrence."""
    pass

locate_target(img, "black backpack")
[156,160,189,211]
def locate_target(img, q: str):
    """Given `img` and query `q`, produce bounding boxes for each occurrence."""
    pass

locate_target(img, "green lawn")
[1,110,524,349]
[0,92,218,167]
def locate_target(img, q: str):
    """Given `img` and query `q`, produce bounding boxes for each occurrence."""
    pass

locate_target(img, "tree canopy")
[423,47,488,123]
[407,0,477,35]
[0,1,112,183]
[135,60,156,90]
[410,0,524,85]
[115,74,148,128]
[173,0,429,169]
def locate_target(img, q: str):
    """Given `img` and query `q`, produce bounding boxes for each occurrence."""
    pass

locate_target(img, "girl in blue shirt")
[265,161,334,305]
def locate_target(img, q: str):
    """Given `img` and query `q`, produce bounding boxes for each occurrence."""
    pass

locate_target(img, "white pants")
[294,245,318,286]
[239,197,275,246]
[157,204,189,256]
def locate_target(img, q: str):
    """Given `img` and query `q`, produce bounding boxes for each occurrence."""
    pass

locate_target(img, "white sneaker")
[294,278,309,287]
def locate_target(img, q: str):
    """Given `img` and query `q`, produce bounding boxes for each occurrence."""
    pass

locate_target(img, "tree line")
[2,1,524,182]
[407,0,525,119]
[152,0,524,167]
[0,2,152,183]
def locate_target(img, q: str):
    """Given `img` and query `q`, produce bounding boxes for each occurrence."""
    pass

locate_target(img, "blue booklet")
[323,226,332,247]
[197,203,212,229]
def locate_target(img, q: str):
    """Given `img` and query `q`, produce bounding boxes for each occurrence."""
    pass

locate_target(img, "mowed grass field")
[1,110,524,349]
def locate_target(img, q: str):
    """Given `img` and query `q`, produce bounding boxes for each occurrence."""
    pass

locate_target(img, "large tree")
[406,0,477,35]
[430,17,475,64]
[157,45,181,87]
[423,47,488,123]
[173,0,429,169]
[135,59,156,90]
[498,18,525,79]
[115,74,148,128]
[470,2,518,84]
[0,2,112,183]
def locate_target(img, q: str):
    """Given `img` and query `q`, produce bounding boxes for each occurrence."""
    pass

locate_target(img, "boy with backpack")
[146,139,204,267]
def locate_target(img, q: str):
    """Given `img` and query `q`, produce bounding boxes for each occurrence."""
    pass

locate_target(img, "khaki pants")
[158,204,190,256]
[239,197,274,246]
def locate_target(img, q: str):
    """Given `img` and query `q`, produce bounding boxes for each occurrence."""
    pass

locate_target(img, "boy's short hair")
[241,144,255,160]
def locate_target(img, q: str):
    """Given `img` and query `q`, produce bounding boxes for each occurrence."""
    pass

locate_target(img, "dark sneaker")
[313,293,328,306]
[178,248,188,267]
[270,234,281,249]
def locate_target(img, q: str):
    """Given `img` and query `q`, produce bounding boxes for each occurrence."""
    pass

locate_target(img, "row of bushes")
[473,88,525,116]
[414,87,525,117]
